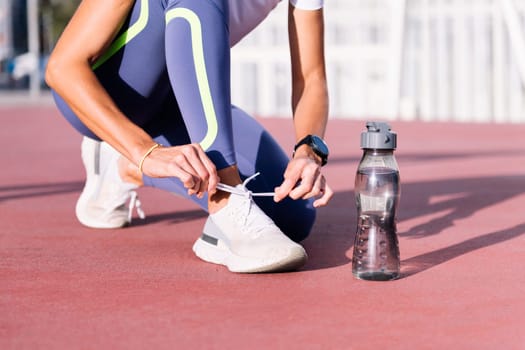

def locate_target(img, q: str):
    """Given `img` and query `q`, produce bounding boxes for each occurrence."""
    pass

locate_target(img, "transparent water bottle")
[352,122,400,281]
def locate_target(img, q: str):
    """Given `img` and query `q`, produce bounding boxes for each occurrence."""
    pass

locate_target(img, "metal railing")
[5,0,525,123]
[231,0,525,123]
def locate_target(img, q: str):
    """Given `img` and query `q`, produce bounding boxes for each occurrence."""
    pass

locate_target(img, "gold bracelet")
[138,143,161,173]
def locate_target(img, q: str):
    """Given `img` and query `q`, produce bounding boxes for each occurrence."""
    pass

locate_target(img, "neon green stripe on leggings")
[165,8,218,151]
[92,0,149,70]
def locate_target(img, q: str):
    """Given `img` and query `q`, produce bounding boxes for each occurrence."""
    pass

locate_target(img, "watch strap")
[293,134,328,166]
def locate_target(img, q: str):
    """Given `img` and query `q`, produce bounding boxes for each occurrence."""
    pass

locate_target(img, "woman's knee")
[277,198,316,242]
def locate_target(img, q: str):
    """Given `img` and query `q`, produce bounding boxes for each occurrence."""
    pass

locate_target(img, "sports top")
[229,0,324,46]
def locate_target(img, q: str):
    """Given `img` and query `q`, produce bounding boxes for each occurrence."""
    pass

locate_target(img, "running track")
[1,101,525,349]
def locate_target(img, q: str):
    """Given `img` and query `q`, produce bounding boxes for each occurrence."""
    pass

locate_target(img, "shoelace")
[216,173,275,236]
[215,172,275,198]
[128,190,146,224]
[125,173,271,226]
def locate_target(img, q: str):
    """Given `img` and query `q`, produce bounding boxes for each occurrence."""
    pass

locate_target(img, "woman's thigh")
[53,0,173,137]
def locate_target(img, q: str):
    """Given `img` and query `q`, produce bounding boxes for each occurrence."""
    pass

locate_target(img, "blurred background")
[1,0,524,123]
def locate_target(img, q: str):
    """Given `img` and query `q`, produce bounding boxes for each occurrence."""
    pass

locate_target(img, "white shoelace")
[125,173,271,226]
[215,173,275,236]
[128,191,146,224]
[215,172,275,198]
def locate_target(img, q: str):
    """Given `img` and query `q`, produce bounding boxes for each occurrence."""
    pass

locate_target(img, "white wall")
[230,0,525,123]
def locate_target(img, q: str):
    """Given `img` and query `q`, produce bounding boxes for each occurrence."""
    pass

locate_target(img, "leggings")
[52,0,315,242]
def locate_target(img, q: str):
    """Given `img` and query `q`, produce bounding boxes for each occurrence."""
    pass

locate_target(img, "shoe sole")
[75,183,130,229]
[192,233,307,273]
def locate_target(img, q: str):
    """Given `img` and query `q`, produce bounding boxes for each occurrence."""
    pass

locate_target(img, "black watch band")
[293,134,329,166]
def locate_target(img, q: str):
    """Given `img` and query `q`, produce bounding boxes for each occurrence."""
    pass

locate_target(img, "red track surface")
[1,105,525,349]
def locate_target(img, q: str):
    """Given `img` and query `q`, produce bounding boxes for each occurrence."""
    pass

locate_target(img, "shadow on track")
[303,175,525,274]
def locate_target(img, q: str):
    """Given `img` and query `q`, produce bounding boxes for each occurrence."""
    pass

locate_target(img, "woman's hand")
[140,143,219,198]
[273,146,333,208]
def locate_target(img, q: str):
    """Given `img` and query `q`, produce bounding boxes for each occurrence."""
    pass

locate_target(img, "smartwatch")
[293,134,329,166]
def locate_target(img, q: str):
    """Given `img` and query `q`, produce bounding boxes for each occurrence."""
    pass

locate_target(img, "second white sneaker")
[76,136,145,229]
[192,175,307,273]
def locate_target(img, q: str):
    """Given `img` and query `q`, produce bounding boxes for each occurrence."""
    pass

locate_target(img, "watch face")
[311,135,329,156]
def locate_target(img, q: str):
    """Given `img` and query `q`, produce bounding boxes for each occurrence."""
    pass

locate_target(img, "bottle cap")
[360,121,397,149]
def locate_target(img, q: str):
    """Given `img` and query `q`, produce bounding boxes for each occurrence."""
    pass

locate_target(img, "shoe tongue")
[210,184,275,234]
[227,185,251,205]
[211,185,248,217]
[212,185,251,217]
[234,183,248,192]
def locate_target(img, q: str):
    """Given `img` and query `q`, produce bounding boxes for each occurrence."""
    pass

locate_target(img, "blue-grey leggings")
[52,0,315,242]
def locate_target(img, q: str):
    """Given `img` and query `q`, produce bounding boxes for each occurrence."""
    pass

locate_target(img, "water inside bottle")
[353,167,400,281]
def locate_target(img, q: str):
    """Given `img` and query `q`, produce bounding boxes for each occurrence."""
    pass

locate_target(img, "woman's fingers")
[301,172,325,199]
[274,156,332,207]
[292,173,332,207]
[191,145,219,196]
[193,144,219,194]
[288,165,319,200]
[178,146,207,196]
[142,143,218,197]
[313,183,333,208]
[177,144,219,197]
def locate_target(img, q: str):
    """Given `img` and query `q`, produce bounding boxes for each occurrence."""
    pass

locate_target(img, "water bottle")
[352,121,400,281]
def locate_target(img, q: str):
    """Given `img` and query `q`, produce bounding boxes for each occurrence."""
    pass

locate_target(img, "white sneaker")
[192,174,307,273]
[76,136,145,228]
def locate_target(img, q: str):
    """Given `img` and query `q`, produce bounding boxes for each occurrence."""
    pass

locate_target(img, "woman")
[46,0,332,273]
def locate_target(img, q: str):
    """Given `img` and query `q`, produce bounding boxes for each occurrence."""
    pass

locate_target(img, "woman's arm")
[274,4,332,207]
[46,0,217,196]
[289,4,329,142]
[46,0,152,162]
